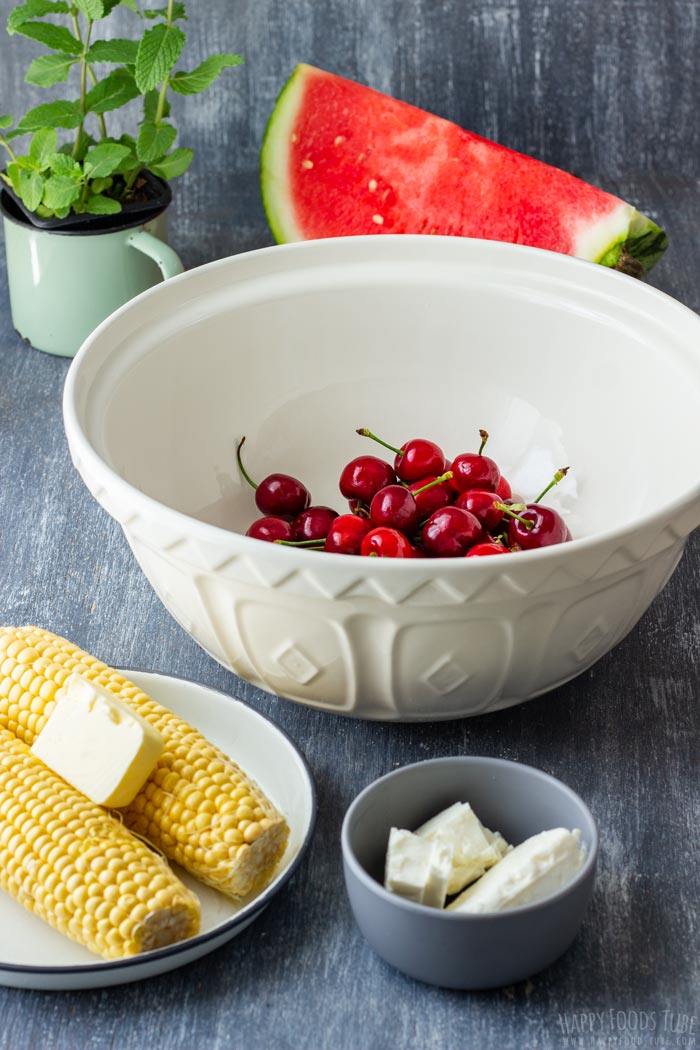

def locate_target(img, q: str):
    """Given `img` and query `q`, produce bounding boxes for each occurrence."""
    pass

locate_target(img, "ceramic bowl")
[63,236,700,720]
[341,756,598,989]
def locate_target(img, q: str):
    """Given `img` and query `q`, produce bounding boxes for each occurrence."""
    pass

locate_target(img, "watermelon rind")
[261,65,667,276]
[597,214,669,277]
[261,65,307,244]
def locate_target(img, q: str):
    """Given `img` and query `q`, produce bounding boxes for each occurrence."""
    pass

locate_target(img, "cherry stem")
[274,539,325,547]
[534,466,570,504]
[356,427,404,457]
[411,470,454,496]
[478,429,489,455]
[494,501,534,529]
[368,551,379,557]
[236,437,258,491]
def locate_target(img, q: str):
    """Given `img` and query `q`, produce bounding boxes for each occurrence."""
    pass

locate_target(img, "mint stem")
[154,0,175,125]
[72,16,93,160]
[0,135,17,163]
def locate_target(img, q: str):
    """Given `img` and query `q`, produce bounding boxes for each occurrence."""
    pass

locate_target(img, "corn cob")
[0,627,289,900]
[0,727,200,959]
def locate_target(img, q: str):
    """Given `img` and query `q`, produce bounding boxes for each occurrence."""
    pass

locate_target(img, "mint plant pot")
[1,188,184,358]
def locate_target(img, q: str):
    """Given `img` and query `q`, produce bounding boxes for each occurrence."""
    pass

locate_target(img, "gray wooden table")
[1,0,700,1037]
[0,172,698,1050]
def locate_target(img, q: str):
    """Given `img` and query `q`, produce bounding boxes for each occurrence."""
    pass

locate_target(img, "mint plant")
[0,0,242,219]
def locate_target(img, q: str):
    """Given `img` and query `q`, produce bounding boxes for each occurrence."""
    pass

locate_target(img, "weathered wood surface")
[1,2,699,1047]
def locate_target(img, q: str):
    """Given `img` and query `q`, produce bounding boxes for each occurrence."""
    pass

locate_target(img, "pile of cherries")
[237,429,572,559]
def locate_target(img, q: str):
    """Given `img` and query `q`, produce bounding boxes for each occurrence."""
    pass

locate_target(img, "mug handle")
[127,229,184,280]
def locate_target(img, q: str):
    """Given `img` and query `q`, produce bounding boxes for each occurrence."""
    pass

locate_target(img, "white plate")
[0,670,316,990]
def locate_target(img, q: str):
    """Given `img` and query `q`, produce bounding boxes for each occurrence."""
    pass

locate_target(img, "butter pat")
[384,828,453,908]
[448,828,586,914]
[31,673,164,808]
[415,802,510,894]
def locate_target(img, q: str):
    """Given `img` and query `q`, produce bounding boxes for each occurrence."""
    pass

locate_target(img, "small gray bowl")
[341,756,598,990]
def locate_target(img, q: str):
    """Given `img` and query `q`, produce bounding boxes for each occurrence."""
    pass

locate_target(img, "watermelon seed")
[302,159,314,170]
[334,135,345,146]
[291,133,297,143]
[368,179,377,192]
[372,214,384,225]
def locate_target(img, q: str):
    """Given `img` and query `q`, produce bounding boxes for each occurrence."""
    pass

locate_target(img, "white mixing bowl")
[63,236,700,720]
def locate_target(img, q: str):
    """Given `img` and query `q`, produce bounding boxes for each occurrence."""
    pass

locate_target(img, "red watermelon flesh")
[261,65,667,275]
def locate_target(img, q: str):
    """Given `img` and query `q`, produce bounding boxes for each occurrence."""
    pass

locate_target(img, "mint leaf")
[143,3,186,19]
[5,162,22,194]
[119,0,139,11]
[25,53,77,86]
[73,0,104,17]
[29,127,58,167]
[142,89,169,121]
[18,169,45,211]
[90,175,113,193]
[136,119,176,161]
[149,147,192,178]
[86,38,139,64]
[84,141,131,177]
[42,173,82,211]
[135,24,185,92]
[7,0,69,33]
[170,54,243,96]
[85,193,121,214]
[85,68,139,113]
[16,100,82,131]
[0,115,12,129]
[48,152,82,176]
[13,21,82,54]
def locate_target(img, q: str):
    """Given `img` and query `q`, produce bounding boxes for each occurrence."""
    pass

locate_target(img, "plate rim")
[0,666,317,977]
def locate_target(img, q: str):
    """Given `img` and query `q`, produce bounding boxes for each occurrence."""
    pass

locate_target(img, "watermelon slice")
[261,64,667,276]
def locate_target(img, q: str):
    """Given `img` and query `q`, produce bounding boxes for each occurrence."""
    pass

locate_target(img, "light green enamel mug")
[1,189,184,358]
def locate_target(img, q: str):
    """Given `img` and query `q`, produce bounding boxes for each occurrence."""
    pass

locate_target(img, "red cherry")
[422,506,483,557]
[324,513,371,555]
[361,527,414,558]
[409,475,454,518]
[369,485,421,535]
[356,428,446,482]
[450,452,500,494]
[466,542,510,557]
[496,475,512,500]
[246,517,294,543]
[293,506,339,542]
[504,504,570,550]
[339,456,396,504]
[370,473,454,535]
[348,498,369,516]
[237,437,310,518]
[394,439,446,482]
[454,489,503,530]
[449,429,501,494]
[256,474,311,517]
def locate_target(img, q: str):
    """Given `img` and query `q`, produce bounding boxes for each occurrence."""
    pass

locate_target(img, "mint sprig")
[0,0,243,219]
